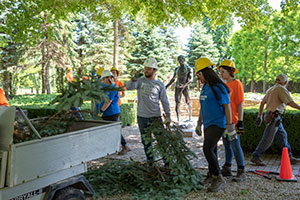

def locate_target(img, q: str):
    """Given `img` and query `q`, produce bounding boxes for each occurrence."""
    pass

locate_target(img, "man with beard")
[126,57,171,162]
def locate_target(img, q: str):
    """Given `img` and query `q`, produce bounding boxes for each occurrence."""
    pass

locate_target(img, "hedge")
[241,109,300,155]
[19,102,137,127]
[16,105,300,154]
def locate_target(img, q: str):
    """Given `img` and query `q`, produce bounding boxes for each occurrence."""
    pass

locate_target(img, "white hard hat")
[101,70,113,79]
[143,58,158,69]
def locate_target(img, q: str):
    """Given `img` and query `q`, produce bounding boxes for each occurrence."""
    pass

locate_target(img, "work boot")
[118,145,130,155]
[290,156,300,165]
[221,165,232,177]
[232,169,247,182]
[250,157,266,166]
[200,172,213,186]
[207,175,226,192]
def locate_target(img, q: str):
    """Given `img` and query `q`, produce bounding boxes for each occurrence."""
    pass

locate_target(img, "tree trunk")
[113,20,119,69]
[243,77,247,91]
[263,49,268,93]
[41,34,51,94]
[78,36,85,75]
[56,68,64,93]
[250,72,254,92]
[3,70,10,97]
[41,41,47,94]
[263,31,268,93]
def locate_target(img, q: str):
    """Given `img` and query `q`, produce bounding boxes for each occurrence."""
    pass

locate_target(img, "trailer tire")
[53,186,85,200]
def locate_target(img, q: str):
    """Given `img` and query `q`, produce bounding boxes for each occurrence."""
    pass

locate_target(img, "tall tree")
[186,24,219,68]
[126,27,179,80]
[202,16,233,63]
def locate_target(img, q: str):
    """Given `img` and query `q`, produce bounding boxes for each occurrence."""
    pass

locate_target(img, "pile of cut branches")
[85,120,203,200]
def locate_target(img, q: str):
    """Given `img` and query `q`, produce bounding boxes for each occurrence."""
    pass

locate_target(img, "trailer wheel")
[53,186,85,200]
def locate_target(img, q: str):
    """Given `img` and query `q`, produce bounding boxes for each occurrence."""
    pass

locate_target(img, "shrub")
[19,102,137,127]
[241,109,300,155]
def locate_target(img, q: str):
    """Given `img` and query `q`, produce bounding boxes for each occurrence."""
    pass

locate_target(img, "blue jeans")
[203,125,225,176]
[222,134,245,168]
[70,106,84,120]
[137,116,162,161]
[252,115,292,159]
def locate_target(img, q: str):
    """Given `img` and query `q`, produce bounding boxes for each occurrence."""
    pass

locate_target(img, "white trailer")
[0,107,121,200]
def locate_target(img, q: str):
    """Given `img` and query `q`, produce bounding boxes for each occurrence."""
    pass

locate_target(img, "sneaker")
[290,156,300,165]
[250,157,266,166]
[207,175,226,192]
[118,145,130,155]
[232,169,247,182]
[221,165,232,177]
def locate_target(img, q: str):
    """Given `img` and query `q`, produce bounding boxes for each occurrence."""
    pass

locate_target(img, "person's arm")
[287,101,300,110]
[160,83,171,119]
[224,104,232,125]
[119,82,125,98]
[197,108,202,123]
[165,71,176,89]
[182,67,193,89]
[237,103,244,120]
[126,79,139,90]
[100,100,112,112]
[258,100,266,117]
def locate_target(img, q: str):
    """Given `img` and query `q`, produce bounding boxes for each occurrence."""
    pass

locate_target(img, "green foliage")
[120,103,137,127]
[186,24,219,68]
[14,118,74,143]
[50,74,113,111]
[85,121,203,200]
[125,27,179,81]
[241,109,300,155]
[202,16,234,63]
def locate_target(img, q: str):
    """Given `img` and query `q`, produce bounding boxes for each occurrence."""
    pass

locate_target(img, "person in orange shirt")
[66,66,74,83]
[111,67,125,107]
[0,88,9,107]
[218,59,246,182]
[65,66,83,120]
[110,67,130,155]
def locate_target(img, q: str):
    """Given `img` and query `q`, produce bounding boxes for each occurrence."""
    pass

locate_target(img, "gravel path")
[88,124,300,200]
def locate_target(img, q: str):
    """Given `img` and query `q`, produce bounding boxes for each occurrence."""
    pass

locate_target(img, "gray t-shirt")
[126,77,171,118]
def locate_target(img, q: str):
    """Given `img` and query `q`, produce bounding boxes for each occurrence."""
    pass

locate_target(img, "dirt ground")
[88,125,300,200]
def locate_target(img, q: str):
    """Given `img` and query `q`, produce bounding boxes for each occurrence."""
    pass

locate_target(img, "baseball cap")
[276,74,289,83]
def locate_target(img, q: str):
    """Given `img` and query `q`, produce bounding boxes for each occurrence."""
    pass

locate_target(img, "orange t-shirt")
[0,88,9,107]
[115,80,125,106]
[66,71,74,83]
[226,79,244,125]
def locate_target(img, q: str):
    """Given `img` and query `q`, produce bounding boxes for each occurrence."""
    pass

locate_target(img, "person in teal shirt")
[195,58,234,193]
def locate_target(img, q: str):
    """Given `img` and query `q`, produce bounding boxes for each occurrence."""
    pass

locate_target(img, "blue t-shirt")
[200,83,230,129]
[98,83,120,117]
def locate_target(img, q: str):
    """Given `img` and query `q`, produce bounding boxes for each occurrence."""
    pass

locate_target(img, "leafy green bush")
[241,109,300,155]
[18,102,137,127]
[120,103,137,127]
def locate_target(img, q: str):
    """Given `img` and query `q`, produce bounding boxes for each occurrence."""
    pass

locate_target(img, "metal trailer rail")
[0,107,121,200]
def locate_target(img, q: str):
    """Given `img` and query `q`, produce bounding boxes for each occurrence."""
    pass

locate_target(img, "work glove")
[225,124,237,141]
[236,120,244,134]
[195,121,202,136]
[98,110,104,118]
[164,116,171,125]
[131,70,143,81]
[254,116,262,127]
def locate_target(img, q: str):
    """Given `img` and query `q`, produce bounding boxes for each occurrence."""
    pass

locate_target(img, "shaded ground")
[88,124,300,200]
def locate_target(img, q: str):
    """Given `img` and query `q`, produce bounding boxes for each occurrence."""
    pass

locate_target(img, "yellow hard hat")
[110,66,120,75]
[66,67,72,71]
[195,58,215,74]
[96,67,104,76]
[217,59,238,74]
